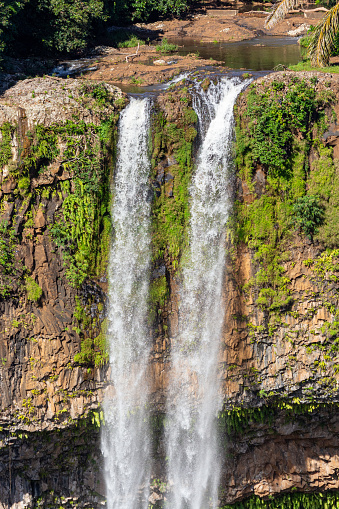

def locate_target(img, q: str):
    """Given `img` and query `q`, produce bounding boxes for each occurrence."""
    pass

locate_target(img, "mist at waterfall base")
[101,78,248,509]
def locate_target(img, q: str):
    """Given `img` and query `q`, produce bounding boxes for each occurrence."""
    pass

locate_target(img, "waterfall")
[101,97,152,509]
[166,78,248,509]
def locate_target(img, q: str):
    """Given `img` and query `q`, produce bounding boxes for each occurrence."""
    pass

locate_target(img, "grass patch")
[104,29,146,49]
[118,34,145,48]
[156,38,178,55]
[288,60,339,73]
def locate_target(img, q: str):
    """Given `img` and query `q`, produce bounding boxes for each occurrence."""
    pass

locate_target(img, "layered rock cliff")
[0,77,126,507]
[1,72,339,508]
[220,72,339,507]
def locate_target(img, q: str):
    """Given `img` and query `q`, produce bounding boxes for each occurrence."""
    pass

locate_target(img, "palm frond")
[265,0,303,29]
[307,2,339,67]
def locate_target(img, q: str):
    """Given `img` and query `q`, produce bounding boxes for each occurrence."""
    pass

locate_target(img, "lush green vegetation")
[221,491,339,509]
[0,0,200,62]
[32,85,125,288]
[235,77,336,314]
[0,220,18,298]
[38,115,114,287]
[150,84,197,323]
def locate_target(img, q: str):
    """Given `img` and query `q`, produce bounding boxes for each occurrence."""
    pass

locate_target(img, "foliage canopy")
[0,0,199,61]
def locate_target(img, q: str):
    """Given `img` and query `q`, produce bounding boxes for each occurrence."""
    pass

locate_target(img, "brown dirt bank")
[82,45,222,86]
[135,9,322,42]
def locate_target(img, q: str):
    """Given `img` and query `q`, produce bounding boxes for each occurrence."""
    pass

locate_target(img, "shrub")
[26,277,43,302]
[293,195,325,238]
[81,82,110,106]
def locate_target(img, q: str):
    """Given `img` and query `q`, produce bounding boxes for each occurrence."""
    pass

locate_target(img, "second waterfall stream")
[102,77,248,509]
[166,77,248,509]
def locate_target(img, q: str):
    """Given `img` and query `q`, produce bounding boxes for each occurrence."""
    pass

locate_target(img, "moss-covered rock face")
[149,82,198,345]
[226,72,339,408]
[217,72,339,505]
[0,77,127,430]
[0,76,128,507]
[4,72,339,508]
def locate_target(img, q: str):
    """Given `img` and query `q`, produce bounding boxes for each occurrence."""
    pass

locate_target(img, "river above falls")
[52,36,301,85]
[171,36,301,71]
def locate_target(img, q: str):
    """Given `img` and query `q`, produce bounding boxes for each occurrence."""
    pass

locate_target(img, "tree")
[131,0,191,21]
[265,0,339,67]
[0,0,107,57]
[39,0,106,53]
[0,0,198,60]
[0,0,23,64]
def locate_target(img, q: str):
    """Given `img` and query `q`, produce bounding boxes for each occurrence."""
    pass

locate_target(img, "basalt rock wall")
[0,77,127,508]
[219,72,339,506]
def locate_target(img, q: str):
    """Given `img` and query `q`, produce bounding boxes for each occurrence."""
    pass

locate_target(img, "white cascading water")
[166,78,249,509]
[101,97,152,509]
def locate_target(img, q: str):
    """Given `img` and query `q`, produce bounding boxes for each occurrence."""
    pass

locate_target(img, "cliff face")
[219,72,339,506]
[0,77,126,508]
[1,72,339,509]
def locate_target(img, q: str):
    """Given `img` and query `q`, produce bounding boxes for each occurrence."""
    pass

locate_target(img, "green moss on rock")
[235,76,336,318]
[151,88,197,270]
[25,276,42,302]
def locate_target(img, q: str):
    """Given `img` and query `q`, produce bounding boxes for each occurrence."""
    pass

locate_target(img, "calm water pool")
[170,36,301,70]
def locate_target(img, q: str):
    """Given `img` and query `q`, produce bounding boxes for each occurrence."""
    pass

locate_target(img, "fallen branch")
[122,43,140,63]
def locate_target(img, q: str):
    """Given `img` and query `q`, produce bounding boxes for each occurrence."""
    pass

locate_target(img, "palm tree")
[265,0,339,67]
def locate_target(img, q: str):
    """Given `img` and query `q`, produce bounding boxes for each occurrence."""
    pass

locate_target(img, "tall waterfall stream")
[102,78,248,509]
[101,97,152,509]
[166,78,248,509]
